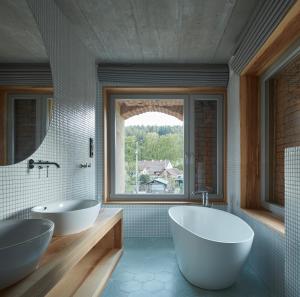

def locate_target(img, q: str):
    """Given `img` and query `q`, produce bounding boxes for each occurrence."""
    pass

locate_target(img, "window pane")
[114,98,184,195]
[194,100,218,194]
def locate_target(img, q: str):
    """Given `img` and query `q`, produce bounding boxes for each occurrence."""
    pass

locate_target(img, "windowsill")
[103,200,227,205]
[241,208,285,235]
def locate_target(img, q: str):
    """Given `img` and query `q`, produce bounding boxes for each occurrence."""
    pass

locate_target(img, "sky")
[125,112,183,126]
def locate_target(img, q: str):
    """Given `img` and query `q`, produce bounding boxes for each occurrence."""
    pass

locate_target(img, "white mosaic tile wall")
[105,204,172,237]
[227,68,285,297]
[285,146,300,297]
[0,0,96,220]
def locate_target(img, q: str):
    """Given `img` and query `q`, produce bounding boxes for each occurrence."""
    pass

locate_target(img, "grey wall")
[98,65,229,87]
[54,0,259,64]
[0,0,97,219]
[226,69,285,297]
[0,0,48,63]
[230,0,294,73]
[0,63,52,86]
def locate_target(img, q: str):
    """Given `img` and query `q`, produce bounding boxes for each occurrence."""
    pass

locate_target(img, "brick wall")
[194,100,218,193]
[119,99,183,120]
[269,53,300,205]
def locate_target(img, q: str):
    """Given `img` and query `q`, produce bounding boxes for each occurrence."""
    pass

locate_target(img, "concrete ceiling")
[0,0,48,63]
[55,0,260,64]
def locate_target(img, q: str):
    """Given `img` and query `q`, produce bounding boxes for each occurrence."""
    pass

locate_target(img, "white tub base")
[169,206,254,290]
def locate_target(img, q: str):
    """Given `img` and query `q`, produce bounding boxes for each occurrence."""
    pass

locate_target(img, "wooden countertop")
[1,208,123,297]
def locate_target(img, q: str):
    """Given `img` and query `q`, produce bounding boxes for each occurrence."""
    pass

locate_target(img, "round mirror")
[0,0,53,166]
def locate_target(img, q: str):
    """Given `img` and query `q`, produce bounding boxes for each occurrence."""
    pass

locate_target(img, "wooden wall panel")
[240,75,261,209]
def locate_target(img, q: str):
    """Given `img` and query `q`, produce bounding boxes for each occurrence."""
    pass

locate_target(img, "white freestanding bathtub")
[169,206,254,290]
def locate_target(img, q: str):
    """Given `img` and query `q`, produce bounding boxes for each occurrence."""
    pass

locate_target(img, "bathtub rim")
[168,206,254,245]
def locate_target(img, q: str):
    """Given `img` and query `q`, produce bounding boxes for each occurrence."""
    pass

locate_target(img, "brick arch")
[119,101,183,121]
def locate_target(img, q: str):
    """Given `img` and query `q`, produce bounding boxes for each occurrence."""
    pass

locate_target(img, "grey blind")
[230,0,294,73]
[0,63,52,86]
[98,65,229,87]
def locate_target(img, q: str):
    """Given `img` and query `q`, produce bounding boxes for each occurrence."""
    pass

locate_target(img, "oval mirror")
[0,0,53,166]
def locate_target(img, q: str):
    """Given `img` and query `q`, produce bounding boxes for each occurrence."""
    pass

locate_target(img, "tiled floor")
[101,238,270,297]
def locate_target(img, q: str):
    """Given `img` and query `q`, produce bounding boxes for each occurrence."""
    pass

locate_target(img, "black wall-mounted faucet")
[28,159,60,170]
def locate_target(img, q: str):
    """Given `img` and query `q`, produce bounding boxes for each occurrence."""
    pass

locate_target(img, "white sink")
[31,199,101,236]
[0,219,54,289]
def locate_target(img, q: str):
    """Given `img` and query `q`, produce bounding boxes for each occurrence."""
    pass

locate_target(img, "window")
[261,45,300,216]
[106,91,225,202]
[239,5,300,230]
[190,96,224,199]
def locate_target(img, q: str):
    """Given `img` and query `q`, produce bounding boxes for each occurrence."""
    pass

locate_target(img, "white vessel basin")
[0,219,54,289]
[31,199,101,236]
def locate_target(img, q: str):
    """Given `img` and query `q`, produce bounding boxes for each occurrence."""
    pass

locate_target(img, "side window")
[261,51,300,216]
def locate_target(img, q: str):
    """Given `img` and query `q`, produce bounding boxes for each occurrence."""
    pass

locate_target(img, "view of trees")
[124,125,184,193]
[125,125,184,167]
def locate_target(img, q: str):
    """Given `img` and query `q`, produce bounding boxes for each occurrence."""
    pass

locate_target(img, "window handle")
[184,153,189,164]
[189,152,195,166]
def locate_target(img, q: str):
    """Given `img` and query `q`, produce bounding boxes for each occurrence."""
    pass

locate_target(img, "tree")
[125,135,137,163]
[125,162,136,192]
[140,132,159,160]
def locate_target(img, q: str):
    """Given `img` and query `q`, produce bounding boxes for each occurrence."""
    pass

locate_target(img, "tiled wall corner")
[226,68,241,212]
[285,146,300,297]
[105,204,172,238]
[0,0,97,220]
[239,212,285,297]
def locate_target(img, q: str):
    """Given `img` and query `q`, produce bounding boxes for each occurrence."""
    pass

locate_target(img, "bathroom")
[0,0,299,296]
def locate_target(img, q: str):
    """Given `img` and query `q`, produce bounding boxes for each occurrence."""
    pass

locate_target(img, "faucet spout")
[192,190,209,206]
[202,191,208,206]
[28,159,60,169]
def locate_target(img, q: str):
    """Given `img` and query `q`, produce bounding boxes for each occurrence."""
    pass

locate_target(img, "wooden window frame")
[102,87,227,205]
[260,41,300,217]
[239,1,300,228]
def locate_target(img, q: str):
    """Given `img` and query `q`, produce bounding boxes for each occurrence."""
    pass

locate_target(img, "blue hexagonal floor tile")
[101,238,271,297]
[143,280,165,292]
[134,272,154,282]
[119,280,142,293]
